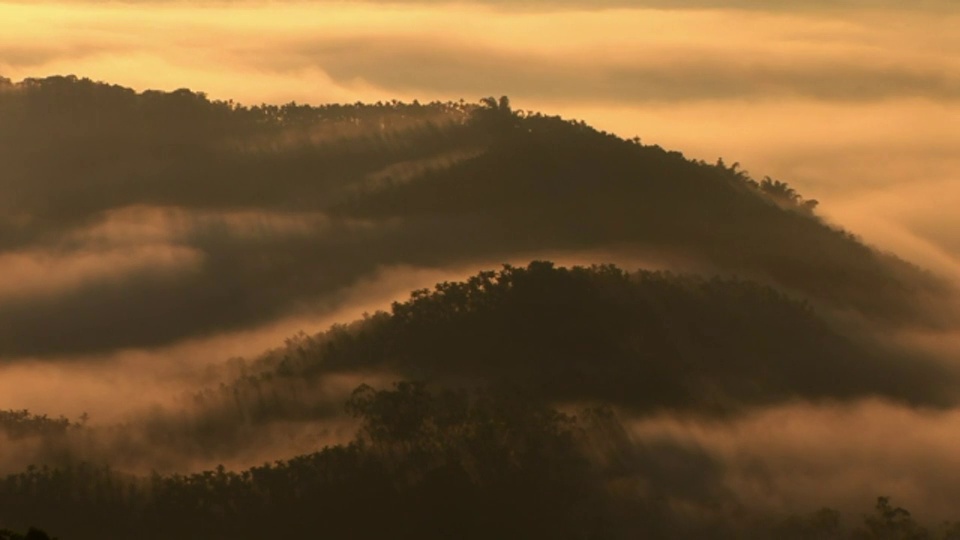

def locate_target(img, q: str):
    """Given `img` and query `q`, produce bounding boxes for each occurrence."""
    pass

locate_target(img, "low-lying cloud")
[628,399,960,522]
[0,4,958,527]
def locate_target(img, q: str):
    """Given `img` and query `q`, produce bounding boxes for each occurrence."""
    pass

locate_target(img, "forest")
[1,76,959,538]
[4,382,960,538]
[0,76,950,358]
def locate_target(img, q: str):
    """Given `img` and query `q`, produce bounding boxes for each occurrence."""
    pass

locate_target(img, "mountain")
[209,262,953,418]
[0,75,950,359]
[2,75,958,539]
[2,262,956,538]
[5,380,960,540]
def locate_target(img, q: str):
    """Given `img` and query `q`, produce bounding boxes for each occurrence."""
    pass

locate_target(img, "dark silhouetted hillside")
[0,75,951,358]
[4,384,960,540]
[206,262,952,422]
[3,76,959,540]
[5,262,948,484]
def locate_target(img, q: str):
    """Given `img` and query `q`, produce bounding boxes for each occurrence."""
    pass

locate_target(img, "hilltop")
[0,75,950,358]
[3,75,959,538]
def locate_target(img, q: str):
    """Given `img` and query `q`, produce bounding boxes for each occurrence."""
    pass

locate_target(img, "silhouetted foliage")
[852,496,931,540]
[4,385,960,539]
[200,262,950,422]
[0,75,948,358]
[771,496,960,540]
[5,260,950,500]
[0,411,72,440]
[1,75,958,540]
[0,384,622,539]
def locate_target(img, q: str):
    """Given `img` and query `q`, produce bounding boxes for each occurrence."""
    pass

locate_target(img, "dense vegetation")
[2,76,957,538]
[204,262,951,422]
[12,262,949,477]
[0,411,73,440]
[72,261,942,475]
[3,384,960,539]
[0,75,949,359]
[0,264,955,538]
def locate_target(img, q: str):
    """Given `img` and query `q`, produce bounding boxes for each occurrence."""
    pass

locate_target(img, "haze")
[1,1,959,538]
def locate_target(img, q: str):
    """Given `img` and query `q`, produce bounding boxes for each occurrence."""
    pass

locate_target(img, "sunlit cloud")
[0,244,202,302]
[2,3,958,103]
[628,399,960,521]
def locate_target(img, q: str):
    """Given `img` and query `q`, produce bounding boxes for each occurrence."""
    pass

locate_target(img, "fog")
[1,1,959,537]
[0,248,678,422]
[628,399,960,522]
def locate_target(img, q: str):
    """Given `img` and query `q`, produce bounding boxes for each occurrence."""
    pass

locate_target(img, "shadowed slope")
[0,76,949,359]
[219,263,952,417]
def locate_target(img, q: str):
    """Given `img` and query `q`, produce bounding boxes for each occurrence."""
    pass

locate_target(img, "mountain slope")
[204,262,952,425]
[0,75,949,358]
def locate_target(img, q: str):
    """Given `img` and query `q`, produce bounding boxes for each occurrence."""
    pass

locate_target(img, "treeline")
[334,104,946,324]
[2,383,959,539]
[137,261,951,472]
[777,497,960,540]
[0,411,74,440]
[0,75,488,236]
[0,75,477,136]
[1,262,948,481]
[0,75,948,361]
[0,383,626,539]
[197,262,951,426]
[4,262,950,482]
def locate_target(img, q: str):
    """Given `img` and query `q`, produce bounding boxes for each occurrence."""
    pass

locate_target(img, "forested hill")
[2,262,951,478]
[6,383,959,539]
[0,75,949,358]
[216,262,954,418]
[1,263,958,538]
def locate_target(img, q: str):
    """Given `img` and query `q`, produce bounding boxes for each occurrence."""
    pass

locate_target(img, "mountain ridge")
[0,74,950,360]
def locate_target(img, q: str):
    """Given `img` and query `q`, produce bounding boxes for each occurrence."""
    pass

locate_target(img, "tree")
[853,497,929,540]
